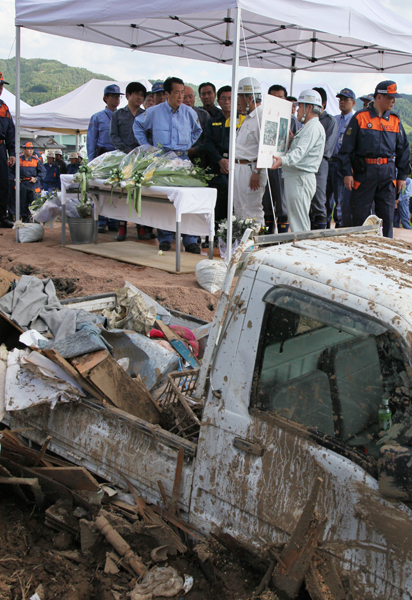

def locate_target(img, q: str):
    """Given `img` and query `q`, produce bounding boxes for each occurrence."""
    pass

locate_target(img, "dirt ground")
[0,491,277,600]
[0,224,218,322]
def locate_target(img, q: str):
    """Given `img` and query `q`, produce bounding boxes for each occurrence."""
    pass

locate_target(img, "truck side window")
[252,287,410,460]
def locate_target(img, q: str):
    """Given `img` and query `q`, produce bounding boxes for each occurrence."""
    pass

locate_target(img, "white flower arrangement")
[216,217,267,243]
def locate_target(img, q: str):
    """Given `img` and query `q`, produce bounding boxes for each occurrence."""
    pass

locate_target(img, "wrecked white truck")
[3,225,412,600]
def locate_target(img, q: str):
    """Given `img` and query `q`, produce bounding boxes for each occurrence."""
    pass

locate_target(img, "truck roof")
[251,234,412,329]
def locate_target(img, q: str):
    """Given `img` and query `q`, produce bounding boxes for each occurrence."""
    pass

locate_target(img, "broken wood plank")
[32,467,100,491]
[305,554,346,600]
[272,478,326,600]
[0,475,44,507]
[71,350,109,377]
[256,557,277,596]
[131,487,187,554]
[170,447,184,514]
[151,505,204,540]
[42,348,108,404]
[95,513,147,577]
[72,349,160,423]
[157,480,168,506]
[33,436,52,467]
[0,457,94,511]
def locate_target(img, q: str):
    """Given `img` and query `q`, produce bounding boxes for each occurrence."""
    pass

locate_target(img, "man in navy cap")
[338,80,410,238]
[0,72,15,227]
[359,93,374,109]
[310,87,338,230]
[87,83,123,232]
[152,82,165,106]
[326,87,356,228]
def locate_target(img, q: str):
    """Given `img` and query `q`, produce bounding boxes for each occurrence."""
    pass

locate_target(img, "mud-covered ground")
[0,490,282,600]
[0,224,218,322]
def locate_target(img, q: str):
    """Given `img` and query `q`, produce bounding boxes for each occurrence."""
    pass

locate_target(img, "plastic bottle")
[378,399,392,432]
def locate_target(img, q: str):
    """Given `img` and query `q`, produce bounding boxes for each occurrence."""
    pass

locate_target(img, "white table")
[60,175,216,272]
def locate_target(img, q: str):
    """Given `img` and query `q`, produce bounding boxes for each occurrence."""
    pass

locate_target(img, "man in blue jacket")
[87,83,123,232]
[133,77,202,253]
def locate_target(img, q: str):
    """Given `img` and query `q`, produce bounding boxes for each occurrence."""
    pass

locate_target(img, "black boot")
[0,211,14,228]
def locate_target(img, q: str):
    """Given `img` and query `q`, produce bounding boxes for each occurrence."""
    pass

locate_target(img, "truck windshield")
[253,288,410,461]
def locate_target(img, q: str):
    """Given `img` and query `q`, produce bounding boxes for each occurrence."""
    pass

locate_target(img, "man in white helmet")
[271,89,326,232]
[233,77,267,224]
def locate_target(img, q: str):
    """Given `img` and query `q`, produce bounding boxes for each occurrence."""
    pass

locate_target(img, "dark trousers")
[0,145,9,219]
[350,162,396,238]
[326,160,352,228]
[12,184,34,218]
[209,173,228,223]
[310,158,328,224]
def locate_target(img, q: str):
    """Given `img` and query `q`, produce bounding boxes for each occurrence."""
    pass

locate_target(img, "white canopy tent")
[14,0,412,252]
[18,78,151,134]
[1,87,31,116]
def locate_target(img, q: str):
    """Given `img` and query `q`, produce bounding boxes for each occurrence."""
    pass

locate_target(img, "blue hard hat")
[336,88,356,100]
[152,81,164,93]
[104,84,124,95]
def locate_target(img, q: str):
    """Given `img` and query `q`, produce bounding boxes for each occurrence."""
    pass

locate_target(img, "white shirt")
[235,105,263,162]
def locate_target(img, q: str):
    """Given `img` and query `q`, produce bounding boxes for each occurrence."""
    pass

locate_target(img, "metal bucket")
[67,217,94,245]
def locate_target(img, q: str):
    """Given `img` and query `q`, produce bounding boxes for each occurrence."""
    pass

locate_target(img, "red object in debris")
[149,329,164,338]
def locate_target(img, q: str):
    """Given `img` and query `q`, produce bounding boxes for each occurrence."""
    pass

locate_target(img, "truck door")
[191,275,412,600]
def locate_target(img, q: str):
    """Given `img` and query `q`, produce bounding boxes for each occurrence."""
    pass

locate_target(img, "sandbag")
[195,259,227,294]
[14,222,44,243]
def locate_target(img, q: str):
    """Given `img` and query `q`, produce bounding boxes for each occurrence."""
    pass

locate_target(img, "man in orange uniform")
[0,73,15,227]
[11,142,45,222]
[338,80,410,238]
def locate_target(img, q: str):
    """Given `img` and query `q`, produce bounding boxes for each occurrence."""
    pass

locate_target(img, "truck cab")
[190,233,412,599]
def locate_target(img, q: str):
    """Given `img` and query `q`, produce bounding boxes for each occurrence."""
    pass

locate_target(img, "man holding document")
[271,89,326,232]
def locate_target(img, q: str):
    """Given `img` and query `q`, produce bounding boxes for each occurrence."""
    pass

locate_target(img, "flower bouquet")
[216,217,267,258]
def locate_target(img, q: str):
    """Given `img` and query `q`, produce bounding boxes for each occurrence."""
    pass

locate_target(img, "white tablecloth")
[60,175,216,237]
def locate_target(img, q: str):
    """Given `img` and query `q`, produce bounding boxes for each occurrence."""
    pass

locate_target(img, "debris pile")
[0,273,209,436]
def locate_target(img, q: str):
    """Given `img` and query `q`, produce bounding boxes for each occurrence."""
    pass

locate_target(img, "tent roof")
[19,78,151,134]
[1,88,31,116]
[15,0,412,73]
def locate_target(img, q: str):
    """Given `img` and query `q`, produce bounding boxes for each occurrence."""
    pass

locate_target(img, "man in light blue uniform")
[87,84,123,232]
[133,77,203,253]
[326,88,356,228]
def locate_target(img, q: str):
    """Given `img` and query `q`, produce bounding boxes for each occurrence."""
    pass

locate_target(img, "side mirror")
[378,444,412,500]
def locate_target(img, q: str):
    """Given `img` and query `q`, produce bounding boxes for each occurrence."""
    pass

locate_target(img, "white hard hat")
[55,149,62,155]
[238,77,261,95]
[46,150,55,158]
[297,89,322,108]
[69,152,78,159]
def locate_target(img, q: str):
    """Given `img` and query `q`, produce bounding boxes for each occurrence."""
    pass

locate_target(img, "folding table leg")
[62,202,66,246]
[93,194,99,244]
[176,217,181,272]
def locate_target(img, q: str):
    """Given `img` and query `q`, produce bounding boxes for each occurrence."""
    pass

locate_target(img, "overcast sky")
[1,0,412,97]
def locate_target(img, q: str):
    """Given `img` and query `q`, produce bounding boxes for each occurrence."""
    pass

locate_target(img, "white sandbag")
[195,259,227,294]
[14,221,44,243]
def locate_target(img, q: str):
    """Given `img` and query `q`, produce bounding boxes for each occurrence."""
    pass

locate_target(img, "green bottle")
[378,399,392,432]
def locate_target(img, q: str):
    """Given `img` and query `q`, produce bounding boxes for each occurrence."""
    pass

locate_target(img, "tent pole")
[290,54,296,96]
[226,6,241,264]
[75,131,79,152]
[290,70,295,96]
[15,26,21,241]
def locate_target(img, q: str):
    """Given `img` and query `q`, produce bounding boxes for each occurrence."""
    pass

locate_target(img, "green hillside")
[0,57,113,106]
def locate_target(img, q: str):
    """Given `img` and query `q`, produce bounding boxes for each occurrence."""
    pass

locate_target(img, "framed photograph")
[257,94,292,168]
